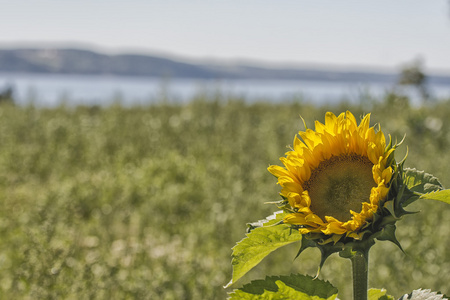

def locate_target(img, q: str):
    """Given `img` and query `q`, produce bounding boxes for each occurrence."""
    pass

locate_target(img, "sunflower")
[268,111,395,242]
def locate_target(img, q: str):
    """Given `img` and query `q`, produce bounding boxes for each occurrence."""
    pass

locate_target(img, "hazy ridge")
[1,48,450,85]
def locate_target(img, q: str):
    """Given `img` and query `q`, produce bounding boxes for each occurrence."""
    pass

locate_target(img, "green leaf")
[247,211,288,232]
[403,168,443,194]
[228,274,338,300]
[420,189,450,205]
[368,288,395,300]
[225,224,302,288]
[398,288,449,299]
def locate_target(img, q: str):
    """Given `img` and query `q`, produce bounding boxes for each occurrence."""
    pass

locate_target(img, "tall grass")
[0,94,448,299]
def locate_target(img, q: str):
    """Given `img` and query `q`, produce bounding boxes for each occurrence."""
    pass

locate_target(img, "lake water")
[0,73,449,107]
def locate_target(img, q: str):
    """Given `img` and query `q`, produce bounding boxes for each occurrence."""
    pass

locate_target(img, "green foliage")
[228,274,338,300]
[404,168,444,194]
[398,289,449,300]
[368,288,395,300]
[420,190,450,204]
[0,94,448,299]
[402,168,446,207]
[226,224,302,288]
[247,210,288,231]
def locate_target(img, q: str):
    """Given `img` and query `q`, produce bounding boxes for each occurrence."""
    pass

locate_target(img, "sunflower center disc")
[304,154,376,222]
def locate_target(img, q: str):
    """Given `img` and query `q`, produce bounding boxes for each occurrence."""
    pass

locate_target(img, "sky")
[1,0,450,74]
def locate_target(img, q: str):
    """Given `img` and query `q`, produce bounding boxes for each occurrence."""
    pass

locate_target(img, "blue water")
[0,73,449,107]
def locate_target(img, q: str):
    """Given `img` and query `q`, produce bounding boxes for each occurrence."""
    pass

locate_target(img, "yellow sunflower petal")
[270,111,394,240]
[267,165,290,178]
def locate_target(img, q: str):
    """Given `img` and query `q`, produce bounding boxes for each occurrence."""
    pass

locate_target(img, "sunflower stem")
[351,251,368,300]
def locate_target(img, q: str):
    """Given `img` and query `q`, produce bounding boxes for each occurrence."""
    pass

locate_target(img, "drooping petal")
[267,165,290,178]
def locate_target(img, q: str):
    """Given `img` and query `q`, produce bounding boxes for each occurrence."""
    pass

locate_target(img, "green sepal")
[228,273,338,300]
[380,163,422,225]
[385,146,397,167]
[295,234,375,275]
[375,224,404,253]
[388,164,417,213]
[385,134,393,152]
[317,243,345,274]
[383,200,402,220]
[294,234,348,275]
[397,188,420,209]
[294,234,319,260]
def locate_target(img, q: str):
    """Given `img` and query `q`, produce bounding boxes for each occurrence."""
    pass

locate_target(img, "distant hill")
[0,49,218,78]
[0,48,449,85]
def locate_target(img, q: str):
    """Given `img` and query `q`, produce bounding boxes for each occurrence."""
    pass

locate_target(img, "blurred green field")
[0,94,448,299]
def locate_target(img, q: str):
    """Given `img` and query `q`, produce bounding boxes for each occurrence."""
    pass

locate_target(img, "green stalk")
[351,251,368,300]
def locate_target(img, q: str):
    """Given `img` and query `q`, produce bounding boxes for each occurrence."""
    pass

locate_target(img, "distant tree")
[398,58,430,102]
[0,85,15,104]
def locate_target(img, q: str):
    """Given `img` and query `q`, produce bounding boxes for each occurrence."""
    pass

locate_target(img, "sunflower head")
[268,111,409,255]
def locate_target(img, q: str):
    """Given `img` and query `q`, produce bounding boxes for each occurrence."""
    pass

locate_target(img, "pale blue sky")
[1,0,449,73]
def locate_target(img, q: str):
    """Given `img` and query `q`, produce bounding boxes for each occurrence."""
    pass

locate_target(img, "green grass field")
[0,94,448,299]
